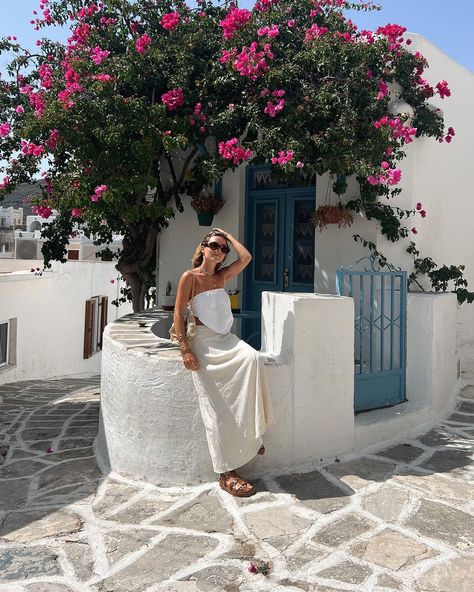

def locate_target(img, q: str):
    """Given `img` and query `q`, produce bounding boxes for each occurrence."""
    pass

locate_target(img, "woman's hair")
[191,229,230,270]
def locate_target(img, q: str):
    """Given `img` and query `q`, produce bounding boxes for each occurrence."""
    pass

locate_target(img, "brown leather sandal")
[219,471,256,497]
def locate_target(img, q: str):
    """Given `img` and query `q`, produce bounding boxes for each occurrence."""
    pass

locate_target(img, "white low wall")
[0,260,133,384]
[97,293,355,485]
[97,291,460,485]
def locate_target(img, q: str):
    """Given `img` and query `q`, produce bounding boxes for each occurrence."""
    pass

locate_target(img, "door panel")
[243,170,316,349]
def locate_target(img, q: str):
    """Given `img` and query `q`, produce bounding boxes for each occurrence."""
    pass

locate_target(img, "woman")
[173,228,273,497]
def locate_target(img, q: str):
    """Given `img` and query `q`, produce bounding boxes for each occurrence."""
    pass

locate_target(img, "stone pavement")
[0,376,473,592]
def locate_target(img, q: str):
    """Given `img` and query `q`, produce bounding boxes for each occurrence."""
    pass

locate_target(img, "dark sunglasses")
[203,241,230,254]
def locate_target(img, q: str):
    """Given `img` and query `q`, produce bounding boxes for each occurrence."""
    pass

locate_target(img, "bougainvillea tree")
[0,0,462,310]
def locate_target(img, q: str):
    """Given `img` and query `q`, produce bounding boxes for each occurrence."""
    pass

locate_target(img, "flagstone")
[61,538,96,581]
[447,413,474,424]
[275,470,350,514]
[104,528,157,564]
[406,499,474,549]
[243,506,312,540]
[152,490,234,534]
[96,534,219,592]
[417,428,472,448]
[350,528,436,570]
[312,513,376,547]
[0,459,49,479]
[325,458,396,491]
[375,443,425,463]
[0,478,30,511]
[315,560,372,584]
[92,479,143,517]
[362,485,411,522]
[37,457,102,491]
[414,557,474,592]
[393,469,474,502]
[32,482,97,506]
[0,546,62,581]
[419,449,474,476]
[26,584,75,592]
[0,509,83,543]
[186,564,244,591]
[110,495,177,523]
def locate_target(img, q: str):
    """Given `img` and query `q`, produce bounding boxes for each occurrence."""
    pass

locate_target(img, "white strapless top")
[189,288,234,334]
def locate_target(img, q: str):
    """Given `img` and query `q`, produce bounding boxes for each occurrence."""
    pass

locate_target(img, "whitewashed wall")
[0,259,133,384]
[156,166,245,306]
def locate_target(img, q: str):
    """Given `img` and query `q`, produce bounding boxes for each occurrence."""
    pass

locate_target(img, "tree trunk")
[115,223,158,313]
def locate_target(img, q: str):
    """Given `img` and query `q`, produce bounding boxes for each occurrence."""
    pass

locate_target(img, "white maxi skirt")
[191,325,274,473]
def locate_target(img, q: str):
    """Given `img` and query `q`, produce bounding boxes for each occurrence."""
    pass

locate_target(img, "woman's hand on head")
[182,351,200,371]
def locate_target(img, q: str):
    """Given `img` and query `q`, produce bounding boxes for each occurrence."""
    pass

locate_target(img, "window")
[84,296,108,359]
[0,321,8,366]
[0,319,16,368]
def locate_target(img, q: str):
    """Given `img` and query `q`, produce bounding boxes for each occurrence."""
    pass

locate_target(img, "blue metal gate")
[336,256,407,412]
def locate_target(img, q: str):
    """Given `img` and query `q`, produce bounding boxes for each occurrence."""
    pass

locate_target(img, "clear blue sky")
[1,1,473,72]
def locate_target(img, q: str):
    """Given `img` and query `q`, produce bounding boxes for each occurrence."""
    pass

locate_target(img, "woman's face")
[202,234,229,264]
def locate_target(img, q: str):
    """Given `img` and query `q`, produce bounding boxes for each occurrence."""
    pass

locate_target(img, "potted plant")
[310,204,353,231]
[162,281,175,311]
[190,191,225,226]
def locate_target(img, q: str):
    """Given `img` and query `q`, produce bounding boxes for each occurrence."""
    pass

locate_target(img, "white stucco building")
[0,205,23,229]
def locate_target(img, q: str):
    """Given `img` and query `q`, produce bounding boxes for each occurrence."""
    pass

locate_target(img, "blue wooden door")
[243,167,315,348]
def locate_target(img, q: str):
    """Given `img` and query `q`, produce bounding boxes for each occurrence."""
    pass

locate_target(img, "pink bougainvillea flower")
[296,161,304,168]
[287,19,295,27]
[91,184,108,202]
[376,80,389,100]
[254,0,280,12]
[93,73,114,82]
[264,97,285,118]
[15,105,24,114]
[231,42,273,80]
[258,24,280,38]
[271,150,294,165]
[436,80,451,99]
[380,161,389,170]
[45,128,60,150]
[161,88,184,111]
[161,12,180,31]
[136,34,151,55]
[0,123,11,137]
[21,140,44,157]
[376,23,407,42]
[305,24,329,42]
[219,7,251,39]
[71,208,83,218]
[248,563,258,573]
[32,205,53,218]
[387,168,402,185]
[218,138,252,165]
[367,175,379,186]
[89,46,110,65]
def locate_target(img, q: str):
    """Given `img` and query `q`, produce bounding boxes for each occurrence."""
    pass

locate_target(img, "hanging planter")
[190,191,225,226]
[197,211,215,226]
[310,204,353,231]
[310,174,353,231]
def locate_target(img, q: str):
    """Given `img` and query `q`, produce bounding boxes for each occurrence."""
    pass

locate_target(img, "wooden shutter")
[83,299,94,359]
[99,296,108,349]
